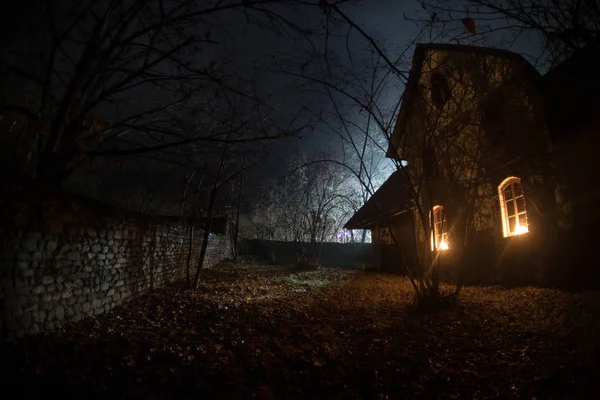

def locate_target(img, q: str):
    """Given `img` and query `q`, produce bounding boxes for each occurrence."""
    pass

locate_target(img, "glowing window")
[498,177,529,237]
[431,205,449,251]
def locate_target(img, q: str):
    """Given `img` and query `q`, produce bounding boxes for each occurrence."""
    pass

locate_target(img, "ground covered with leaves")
[2,261,600,399]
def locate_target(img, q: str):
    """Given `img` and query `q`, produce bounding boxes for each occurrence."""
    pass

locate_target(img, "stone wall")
[0,184,231,341]
[240,239,372,269]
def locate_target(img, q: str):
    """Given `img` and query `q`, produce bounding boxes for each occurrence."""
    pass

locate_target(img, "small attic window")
[430,72,451,109]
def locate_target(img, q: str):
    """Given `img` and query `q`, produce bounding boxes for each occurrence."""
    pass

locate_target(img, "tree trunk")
[192,146,227,289]
[185,224,194,287]
[232,158,246,260]
[192,184,217,289]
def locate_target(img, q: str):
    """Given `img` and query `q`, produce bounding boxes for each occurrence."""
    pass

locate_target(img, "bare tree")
[245,153,359,268]
[0,0,342,185]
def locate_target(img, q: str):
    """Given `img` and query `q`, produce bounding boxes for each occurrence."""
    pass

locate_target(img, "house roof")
[345,170,411,229]
[386,43,541,159]
[539,45,600,141]
[360,43,600,231]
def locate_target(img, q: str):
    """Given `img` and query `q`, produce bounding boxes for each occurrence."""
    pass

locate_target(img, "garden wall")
[240,239,372,269]
[0,184,231,341]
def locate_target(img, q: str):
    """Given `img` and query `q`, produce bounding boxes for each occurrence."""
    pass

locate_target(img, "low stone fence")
[240,239,372,269]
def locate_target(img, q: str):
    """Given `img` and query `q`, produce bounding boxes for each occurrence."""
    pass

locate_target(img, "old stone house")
[346,43,600,288]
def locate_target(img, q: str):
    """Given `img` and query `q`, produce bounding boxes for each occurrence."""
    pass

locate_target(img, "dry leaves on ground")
[1,262,600,399]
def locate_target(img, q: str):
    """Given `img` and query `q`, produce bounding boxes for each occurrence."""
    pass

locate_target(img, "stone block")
[42,276,54,285]
[36,311,46,323]
[42,294,52,303]
[82,302,91,313]
[51,293,61,301]
[55,305,64,321]
[67,252,81,261]
[101,283,109,291]
[62,291,72,299]
[91,244,101,253]
[47,241,58,252]
[29,324,41,335]
[33,285,46,294]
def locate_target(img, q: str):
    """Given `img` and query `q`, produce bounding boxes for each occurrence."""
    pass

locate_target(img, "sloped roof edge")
[345,170,411,229]
[386,43,541,159]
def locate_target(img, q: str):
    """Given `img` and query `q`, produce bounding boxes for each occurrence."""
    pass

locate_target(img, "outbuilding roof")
[344,170,411,229]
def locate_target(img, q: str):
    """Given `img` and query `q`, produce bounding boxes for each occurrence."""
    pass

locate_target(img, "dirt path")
[1,264,600,399]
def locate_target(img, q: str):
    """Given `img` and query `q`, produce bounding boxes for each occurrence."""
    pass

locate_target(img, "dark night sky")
[1,0,544,210]
[250,0,543,182]
[247,1,428,182]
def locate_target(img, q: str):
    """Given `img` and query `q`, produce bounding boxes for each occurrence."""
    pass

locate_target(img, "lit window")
[498,177,529,237]
[431,205,449,251]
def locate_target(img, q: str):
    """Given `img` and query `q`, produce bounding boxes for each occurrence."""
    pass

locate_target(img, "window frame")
[430,72,451,109]
[498,176,529,237]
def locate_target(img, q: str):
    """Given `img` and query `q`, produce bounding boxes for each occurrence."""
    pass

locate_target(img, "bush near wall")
[0,183,231,341]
